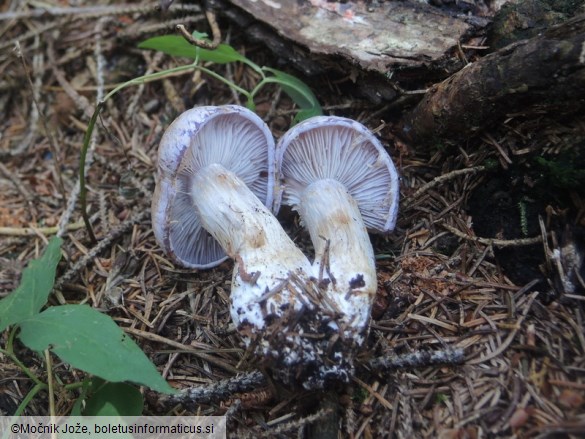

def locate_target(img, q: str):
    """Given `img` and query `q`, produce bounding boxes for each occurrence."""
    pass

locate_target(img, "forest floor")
[0,1,584,438]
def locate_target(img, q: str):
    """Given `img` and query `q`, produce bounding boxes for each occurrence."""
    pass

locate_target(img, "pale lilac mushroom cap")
[276,115,399,232]
[151,105,276,268]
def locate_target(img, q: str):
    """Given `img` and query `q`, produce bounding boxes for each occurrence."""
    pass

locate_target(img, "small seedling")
[79,28,322,243]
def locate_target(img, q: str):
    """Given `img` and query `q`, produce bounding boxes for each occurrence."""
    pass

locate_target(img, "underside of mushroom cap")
[152,105,276,268]
[276,116,400,232]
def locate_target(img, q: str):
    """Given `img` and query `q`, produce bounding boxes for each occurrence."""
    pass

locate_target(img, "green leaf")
[18,305,176,394]
[82,380,144,416]
[138,36,263,73]
[261,67,322,123]
[139,35,195,59]
[0,236,62,332]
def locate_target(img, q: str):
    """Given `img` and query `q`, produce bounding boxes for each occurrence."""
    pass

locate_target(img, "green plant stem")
[13,382,48,416]
[80,62,199,242]
[197,65,252,100]
[63,381,86,391]
[249,79,267,101]
[79,102,102,244]
[45,349,56,417]
[103,61,200,101]
[0,347,45,386]
[252,76,299,99]
[6,325,18,353]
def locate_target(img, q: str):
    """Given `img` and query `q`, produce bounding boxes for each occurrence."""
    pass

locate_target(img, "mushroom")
[152,105,277,269]
[152,105,326,385]
[276,116,400,347]
[152,107,399,389]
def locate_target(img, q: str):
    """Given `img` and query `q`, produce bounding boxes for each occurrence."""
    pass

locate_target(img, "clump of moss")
[534,148,585,190]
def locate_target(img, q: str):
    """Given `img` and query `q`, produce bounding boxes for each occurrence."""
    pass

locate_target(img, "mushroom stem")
[298,178,376,343]
[191,165,362,388]
[190,163,312,336]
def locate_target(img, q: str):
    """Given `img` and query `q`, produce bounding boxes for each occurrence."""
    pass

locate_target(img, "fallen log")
[399,14,585,145]
[217,0,493,103]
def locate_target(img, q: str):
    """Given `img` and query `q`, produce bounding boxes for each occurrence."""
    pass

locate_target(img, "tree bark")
[218,0,490,103]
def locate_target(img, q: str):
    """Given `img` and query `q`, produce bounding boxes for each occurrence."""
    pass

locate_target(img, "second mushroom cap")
[276,115,399,233]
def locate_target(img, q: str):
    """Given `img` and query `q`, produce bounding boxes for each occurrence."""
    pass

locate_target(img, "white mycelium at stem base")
[190,163,312,345]
[299,178,376,345]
